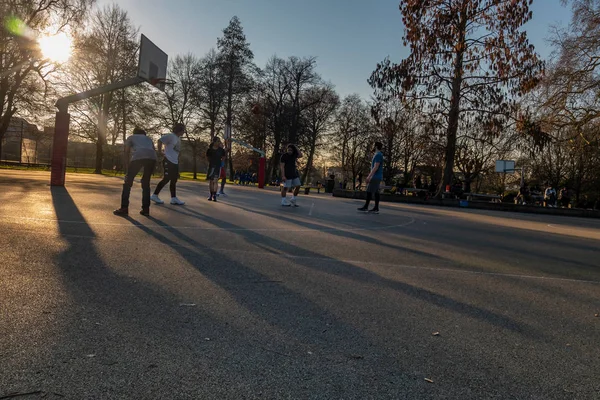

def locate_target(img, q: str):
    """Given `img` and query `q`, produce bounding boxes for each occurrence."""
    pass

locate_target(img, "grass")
[0,164,230,182]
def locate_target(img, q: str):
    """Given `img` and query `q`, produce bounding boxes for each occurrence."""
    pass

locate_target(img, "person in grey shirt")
[114,127,157,216]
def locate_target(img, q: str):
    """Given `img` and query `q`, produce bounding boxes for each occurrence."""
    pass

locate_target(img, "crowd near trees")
[2,0,600,207]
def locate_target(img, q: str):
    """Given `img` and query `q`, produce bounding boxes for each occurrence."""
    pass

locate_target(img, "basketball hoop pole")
[50,77,145,186]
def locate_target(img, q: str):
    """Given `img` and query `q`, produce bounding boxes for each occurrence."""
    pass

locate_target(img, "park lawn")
[0,165,236,183]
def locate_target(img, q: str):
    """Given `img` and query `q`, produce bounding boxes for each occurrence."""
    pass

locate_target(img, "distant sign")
[495,160,516,174]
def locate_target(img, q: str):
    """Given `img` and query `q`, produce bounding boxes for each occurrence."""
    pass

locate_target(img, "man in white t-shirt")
[151,123,186,205]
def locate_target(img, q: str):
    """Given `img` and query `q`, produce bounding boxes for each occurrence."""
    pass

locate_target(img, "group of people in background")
[112,123,387,215]
[113,123,187,217]
[113,124,230,216]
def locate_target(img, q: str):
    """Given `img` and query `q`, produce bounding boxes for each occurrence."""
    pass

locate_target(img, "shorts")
[282,177,301,189]
[207,166,220,180]
[366,179,381,194]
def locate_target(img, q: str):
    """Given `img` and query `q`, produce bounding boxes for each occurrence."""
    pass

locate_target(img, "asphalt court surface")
[1,170,599,399]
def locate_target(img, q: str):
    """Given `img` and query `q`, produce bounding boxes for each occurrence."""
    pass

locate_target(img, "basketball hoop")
[149,78,176,92]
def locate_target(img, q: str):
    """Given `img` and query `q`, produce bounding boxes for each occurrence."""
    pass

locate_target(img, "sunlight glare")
[38,32,72,63]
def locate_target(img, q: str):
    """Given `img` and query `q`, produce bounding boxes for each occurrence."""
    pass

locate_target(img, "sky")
[96,0,573,99]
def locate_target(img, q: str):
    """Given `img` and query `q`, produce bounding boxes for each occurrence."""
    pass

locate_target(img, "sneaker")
[208,196,213,201]
[281,199,292,207]
[151,194,164,204]
[140,208,149,216]
[357,207,368,212]
[218,192,228,197]
[113,207,128,216]
[170,197,185,205]
[290,197,297,207]
[212,197,217,202]
[368,208,380,214]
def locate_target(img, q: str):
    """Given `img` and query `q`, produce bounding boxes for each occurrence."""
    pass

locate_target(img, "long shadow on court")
[47,187,285,397]
[171,205,451,265]
[385,216,600,280]
[137,209,539,338]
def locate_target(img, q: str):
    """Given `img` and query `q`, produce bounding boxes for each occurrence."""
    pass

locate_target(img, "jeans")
[121,158,156,209]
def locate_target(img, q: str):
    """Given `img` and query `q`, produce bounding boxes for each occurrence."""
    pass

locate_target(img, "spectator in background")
[544,183,557,208]
[559,187,570,208]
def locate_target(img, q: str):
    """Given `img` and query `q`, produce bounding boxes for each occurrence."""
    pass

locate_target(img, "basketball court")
[1,170,599,399]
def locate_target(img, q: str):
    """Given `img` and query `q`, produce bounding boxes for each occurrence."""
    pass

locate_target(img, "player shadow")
[126,215,421,381]
[170,205,450,265]
[137,211,539,338]
[387,219,600,280]
[46,187,273,395]
[383,205,600,252]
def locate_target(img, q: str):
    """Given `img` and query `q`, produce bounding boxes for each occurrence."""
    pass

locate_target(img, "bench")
[464,193,502,203]
[402,188,429,196]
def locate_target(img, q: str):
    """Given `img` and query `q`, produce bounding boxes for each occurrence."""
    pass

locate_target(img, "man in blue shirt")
[358,141,384,214]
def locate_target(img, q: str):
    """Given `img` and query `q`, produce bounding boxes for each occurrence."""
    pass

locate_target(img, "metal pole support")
[50,109,70,186]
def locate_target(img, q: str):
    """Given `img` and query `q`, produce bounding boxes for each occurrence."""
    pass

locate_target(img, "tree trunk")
[95,93,111,174]
[439,13,466,197]
[95,140,103,173]
[192,149,198,180]
[303,144,316,183]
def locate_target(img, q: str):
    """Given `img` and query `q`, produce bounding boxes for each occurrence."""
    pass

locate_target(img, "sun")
[38,32,72,63]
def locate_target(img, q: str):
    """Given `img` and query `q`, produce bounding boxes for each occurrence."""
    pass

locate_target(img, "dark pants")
[364,179,381,210]
[121,158,156,209]
[154,159,179,198]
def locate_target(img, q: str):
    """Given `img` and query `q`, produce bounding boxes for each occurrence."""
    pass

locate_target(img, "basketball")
[251,103,261,115]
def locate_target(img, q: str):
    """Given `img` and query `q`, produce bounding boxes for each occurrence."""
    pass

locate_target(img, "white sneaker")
[218,192,228,197]
[290,197,298,207]
[151,194,164,204]
[170,197,185,205]
[281,199,292,207]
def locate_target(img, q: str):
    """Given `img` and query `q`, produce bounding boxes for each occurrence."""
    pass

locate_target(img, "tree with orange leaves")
[370,0,544,195]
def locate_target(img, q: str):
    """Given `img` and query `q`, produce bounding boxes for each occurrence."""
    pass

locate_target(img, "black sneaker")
[212,196,217,202]
[357,207,368,212]
[207,196,213,201]
[113,207,128,216]
[140,208,149,216]
[368,209,380,214]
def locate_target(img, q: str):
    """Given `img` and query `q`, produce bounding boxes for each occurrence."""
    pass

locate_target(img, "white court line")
[6,228,599,285]
[0,215,415,232]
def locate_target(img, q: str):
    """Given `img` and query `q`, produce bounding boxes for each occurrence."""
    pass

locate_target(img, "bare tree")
[370,0,544,195]
[63,4,138,172]
[193,49,227,142]
[0,0,94,158]
[332,95,374,186]
[163,54,204,178]
[301,84,339,182]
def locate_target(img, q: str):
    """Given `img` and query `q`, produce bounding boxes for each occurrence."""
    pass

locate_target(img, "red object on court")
[50,111,70,186]
[258,157,266,188]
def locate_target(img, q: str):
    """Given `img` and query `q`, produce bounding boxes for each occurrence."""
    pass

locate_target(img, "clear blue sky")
[97,0,572,99]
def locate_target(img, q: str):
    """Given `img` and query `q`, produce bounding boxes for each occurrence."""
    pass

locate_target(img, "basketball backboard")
[495,160,516,173]
[138,34,168,91]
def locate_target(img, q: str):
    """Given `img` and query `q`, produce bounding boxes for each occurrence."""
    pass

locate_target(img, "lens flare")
[38,32,72,63]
